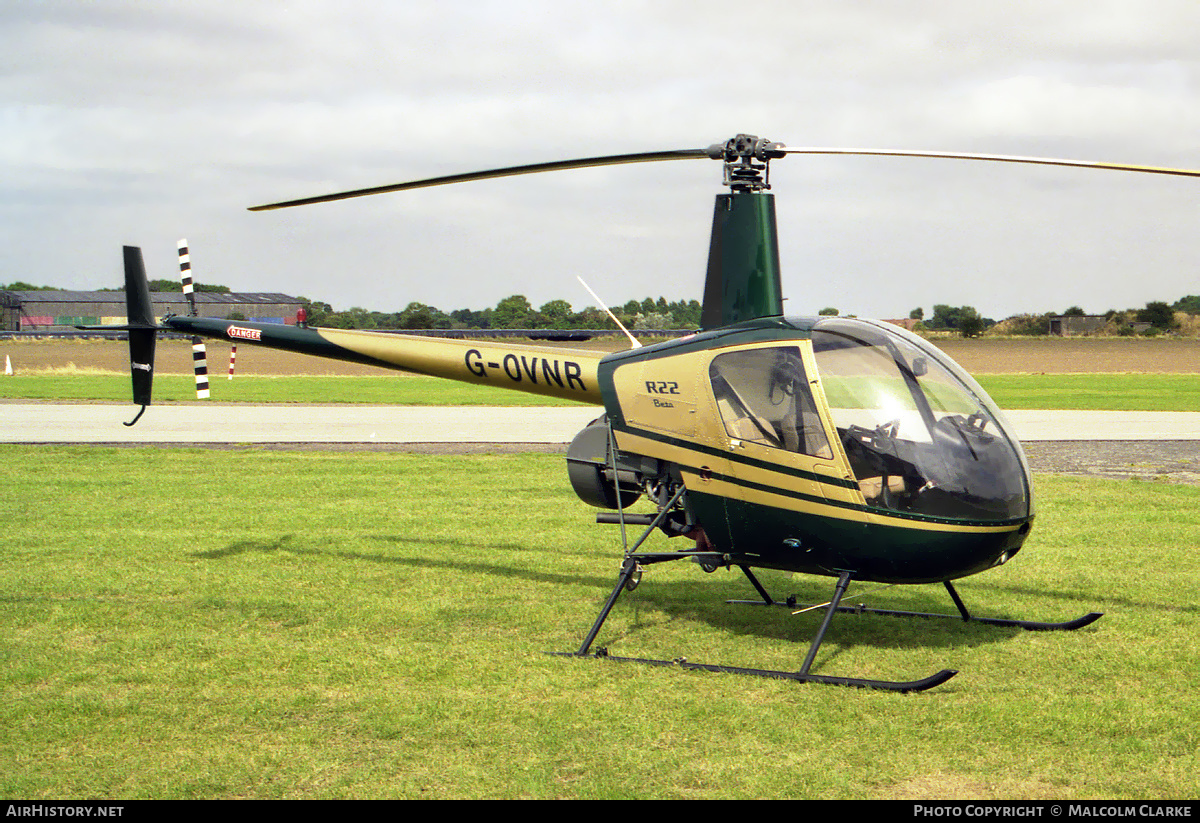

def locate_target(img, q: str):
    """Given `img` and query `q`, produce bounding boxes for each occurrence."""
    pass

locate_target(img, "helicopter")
[94,134,1200,692]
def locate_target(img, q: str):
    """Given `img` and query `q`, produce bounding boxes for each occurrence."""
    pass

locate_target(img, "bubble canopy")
[809,317,1032,523]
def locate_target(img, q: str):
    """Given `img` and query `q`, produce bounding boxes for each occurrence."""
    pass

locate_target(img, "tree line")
[296,295,703,331]
[916,296,1200,338]
[308,294,1196,336]
[5,279,1198,337]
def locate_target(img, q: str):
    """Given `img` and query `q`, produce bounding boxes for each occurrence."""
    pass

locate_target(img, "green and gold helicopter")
[102,134,1200,691]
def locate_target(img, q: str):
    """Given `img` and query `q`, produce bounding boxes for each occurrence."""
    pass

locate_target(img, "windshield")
[811,318,1030,522]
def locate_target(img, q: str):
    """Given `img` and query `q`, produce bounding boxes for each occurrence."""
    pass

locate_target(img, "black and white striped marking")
[179,238,209,400]
[177,239,197,315]
[191,337,210,399]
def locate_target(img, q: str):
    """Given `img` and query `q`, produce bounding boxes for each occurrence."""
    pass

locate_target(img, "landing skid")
[559,554,958,693]
[728,568,1103,633]
[562,649,957,693]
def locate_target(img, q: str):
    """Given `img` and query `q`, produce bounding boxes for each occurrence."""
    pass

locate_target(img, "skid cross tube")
[739,565,776,605]
[573,483,691,658]
[574,556,641,657]
[798,571,851,676]
[573,549,727,657]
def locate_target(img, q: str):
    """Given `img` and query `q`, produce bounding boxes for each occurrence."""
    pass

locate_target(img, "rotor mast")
[699,134,787,330]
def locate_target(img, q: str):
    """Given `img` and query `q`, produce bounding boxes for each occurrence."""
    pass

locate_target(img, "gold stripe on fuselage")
[623,428,1021,536]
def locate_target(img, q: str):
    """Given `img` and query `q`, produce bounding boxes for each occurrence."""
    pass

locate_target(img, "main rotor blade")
[778,147,1200,178]
[249,147,713,211]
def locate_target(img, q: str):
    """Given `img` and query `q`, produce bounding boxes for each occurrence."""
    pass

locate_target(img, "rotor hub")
[707,134,786,193]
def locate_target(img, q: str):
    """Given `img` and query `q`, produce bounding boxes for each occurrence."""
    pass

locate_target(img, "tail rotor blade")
[178,239,198,317]
[178,239,210,400]
[191,337,210,400]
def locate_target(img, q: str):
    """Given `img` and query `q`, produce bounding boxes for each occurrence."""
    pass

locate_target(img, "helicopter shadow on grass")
[961,576,1200,619]
[189,533,617,591]
[188,534,1039,658]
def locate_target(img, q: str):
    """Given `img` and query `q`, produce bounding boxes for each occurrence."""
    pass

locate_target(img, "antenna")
[577,276,641,349]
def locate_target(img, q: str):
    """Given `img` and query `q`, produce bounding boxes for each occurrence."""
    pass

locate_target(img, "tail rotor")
[177,239,210,400]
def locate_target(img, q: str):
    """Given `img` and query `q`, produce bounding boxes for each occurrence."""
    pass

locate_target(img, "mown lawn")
[0,447,1195,799]
[3,371,1200,410]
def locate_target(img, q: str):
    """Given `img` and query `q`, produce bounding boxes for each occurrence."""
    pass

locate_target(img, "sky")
[3,1,1198,321]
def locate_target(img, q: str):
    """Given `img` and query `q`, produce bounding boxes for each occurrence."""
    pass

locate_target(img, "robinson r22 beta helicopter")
[99,134,1200,692]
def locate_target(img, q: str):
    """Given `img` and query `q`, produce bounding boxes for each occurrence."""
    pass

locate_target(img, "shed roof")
[1,290,299,305]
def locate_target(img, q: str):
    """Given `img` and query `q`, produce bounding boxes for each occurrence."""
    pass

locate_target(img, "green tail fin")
[699,192,783,330]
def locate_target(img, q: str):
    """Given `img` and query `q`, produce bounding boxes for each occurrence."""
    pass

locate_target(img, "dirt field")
[932,337,1200,374]
[1,338,390,376]
[3,335,1199,376]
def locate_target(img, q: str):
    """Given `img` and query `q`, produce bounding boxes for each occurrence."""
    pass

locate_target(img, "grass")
[3,371,1200,411]
[977,373,1200,412]
[0,447,1196,799]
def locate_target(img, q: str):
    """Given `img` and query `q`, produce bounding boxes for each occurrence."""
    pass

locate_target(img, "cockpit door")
[705,342,862,560]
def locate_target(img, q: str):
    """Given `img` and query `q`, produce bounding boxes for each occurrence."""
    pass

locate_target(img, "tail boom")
[163,316,604,405]
[83,245,604,412]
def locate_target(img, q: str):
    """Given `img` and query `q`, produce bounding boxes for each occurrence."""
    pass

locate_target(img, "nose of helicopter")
[810,317,1033,526]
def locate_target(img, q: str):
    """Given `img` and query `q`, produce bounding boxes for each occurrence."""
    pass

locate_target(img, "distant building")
[0,290,304,332]
[1047,315,1107,336]
[882,318,919,332]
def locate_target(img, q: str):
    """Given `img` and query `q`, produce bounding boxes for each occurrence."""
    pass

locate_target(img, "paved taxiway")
[2,403,1199,443]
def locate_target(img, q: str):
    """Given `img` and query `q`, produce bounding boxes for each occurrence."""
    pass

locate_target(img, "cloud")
[2,1,1198,321]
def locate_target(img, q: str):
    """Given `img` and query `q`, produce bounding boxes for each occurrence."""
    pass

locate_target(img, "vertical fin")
[123,246,157,416]
[699,192,784,330]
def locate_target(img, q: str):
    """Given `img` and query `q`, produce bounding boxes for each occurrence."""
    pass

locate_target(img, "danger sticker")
[226,326,262,341]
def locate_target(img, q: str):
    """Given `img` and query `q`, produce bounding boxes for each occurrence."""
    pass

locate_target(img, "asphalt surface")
[3,402,1199,483]
[1021,440,1200,484]
[0,402,601,444]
